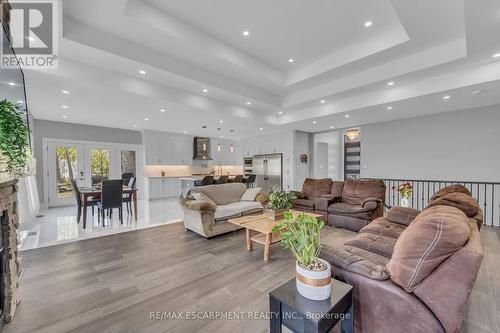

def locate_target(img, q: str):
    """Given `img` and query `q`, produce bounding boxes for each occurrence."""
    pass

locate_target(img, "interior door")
[47,142,85,207]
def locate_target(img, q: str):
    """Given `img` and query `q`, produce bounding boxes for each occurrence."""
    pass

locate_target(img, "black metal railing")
[363,178,500,227]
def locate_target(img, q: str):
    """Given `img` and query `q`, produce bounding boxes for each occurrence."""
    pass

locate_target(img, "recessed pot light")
[288,58,294,63]
[330,126,334,129]
[386,106,393,110]
[493,53,500,58]
[278,111,283,115]
[320,100,326,104]
[246,101,252,105]
[387,81,395,86]
[62,115,68,119]
[313,121,317,124]
[139,70,146,75]
[183,131,188,134]
[62,105,68,109]
[133,124,138,128]
[344,114,350,118]
[471,90,483,95]
[61,90,70,94]
[364,21,373,28]
[443,95,451,100]
[202,88,208,93]
[8,82,15,86]
[219,120,224,124]
[144,117,150,121]
[259,127,264,131]
[160,109,165,112]
[242,30,250,37]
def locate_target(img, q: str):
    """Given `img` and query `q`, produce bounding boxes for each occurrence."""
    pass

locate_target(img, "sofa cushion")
[426,192,479,218]
[292,198,315,208]
[345,233,397,259]
[341,179,386,205]
[430,184,471,201]
[320,244,390,280]
[240,187,263,201]
[214,201,264,220]
[387,205,470,292]
[330,181,345,197]
[360,217,407,239]
[328,202,372,219]
[302,178,333,199]
[191,183,247,205]
[387,207,421,226]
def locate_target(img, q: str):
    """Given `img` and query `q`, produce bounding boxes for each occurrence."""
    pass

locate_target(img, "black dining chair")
[122,173,133,186]
[123,177,136,215]
[98,179,123,224]
[243,174,256,188]
[71,179,99,223]
[215,176,229,184]
[195,175,214,186]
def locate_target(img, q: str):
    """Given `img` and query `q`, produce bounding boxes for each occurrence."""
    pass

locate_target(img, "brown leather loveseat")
[291,178,333,219]
[315,179,386,232]
[320,185,483,333]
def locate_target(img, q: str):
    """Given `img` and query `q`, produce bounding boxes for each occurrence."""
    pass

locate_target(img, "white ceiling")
[18,0,500,139]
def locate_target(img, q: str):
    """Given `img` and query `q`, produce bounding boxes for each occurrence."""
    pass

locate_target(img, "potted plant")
[392,182,413,208]
[0,99,31,182]
[272,212,331,300]
[267,190,296,220]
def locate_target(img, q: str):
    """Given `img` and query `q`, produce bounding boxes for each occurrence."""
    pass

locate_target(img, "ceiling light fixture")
[313,121,317,124]
[387,81,395,86]
[344,114,350,118]
[202,88,208,93]
[160,108,165,112]
[330,126,334,129]
[139,70,146,75]
[493,53,500,58]
[443,95,451,100]
[183,131,187,134]
[386,106,393,110]
[471,90,483,95]
[345,128,360,140]
[246,101,252,105]
[259,127,264,131]
[242,30,250,37]
[364,21,373,28]
[278,111,283,115]
[8,82,15,86]
[133,124,138,128]
[320,100,326,104]
[288,58,294,63]
[62,115,68,119]
[62,105,68,109]
[145,117,150,121]
[61,90,70,94]
[219,120,224,124]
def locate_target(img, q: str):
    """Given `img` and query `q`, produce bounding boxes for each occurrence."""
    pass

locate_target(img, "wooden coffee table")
[228,210,323,261]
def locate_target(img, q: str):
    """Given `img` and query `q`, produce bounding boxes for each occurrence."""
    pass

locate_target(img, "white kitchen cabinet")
[148,178,181,199]
[143,130,193,165]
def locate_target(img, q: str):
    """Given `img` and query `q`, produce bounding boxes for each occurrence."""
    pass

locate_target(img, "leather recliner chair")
[291,178,333,219]
[316,179,386,232]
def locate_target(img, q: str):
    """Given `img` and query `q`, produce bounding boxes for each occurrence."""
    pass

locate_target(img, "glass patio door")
[47,142,85,207]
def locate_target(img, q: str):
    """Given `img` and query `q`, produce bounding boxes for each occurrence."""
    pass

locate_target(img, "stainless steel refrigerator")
[252,153,282,192]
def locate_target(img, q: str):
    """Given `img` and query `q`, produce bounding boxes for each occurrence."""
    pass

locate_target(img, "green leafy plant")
[268,190,296,210]
[0,99,30,175]
[272,212,325,268]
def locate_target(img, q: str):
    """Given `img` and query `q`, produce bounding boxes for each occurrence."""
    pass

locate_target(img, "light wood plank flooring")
[4,223,499,333]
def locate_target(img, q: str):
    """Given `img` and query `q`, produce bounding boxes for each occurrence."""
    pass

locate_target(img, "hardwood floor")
[4,223,500,333]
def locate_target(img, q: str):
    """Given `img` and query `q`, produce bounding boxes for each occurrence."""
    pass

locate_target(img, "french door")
[47,142,85,207]
[46,140,140,207]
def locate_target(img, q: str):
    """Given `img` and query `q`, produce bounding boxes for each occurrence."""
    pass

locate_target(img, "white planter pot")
[400,197,411,208]
[296,258,331,301]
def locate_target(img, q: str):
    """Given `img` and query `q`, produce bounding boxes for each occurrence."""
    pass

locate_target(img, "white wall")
[361,105,500,182]
[313,130,344,180]
[293,131,312,189]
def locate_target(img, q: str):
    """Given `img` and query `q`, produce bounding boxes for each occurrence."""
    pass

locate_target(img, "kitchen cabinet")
[143,130,193,165]
[148,177,181,199]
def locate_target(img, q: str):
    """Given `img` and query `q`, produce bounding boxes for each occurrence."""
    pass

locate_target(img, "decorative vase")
[267,208,285,221]
[295,258,331,301]
[400,197,411,208]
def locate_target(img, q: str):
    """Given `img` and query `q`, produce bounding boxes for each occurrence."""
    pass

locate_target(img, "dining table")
[79,186,138,228]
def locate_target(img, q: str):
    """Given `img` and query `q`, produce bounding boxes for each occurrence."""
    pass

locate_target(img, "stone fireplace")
[0,179,20,329]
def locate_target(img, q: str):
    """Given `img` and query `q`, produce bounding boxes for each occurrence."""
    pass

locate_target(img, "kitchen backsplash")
[143,165,243,177]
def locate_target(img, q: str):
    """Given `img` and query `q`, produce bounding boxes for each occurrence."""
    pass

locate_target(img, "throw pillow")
[240,188,262,201]
[191,192,216,206]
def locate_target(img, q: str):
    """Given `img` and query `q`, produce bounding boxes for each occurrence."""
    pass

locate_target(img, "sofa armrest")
[386,206,421,226]
[315,195,341,211]
[291,190,306,199]
[361,197,381,210]
[180,199,217,213]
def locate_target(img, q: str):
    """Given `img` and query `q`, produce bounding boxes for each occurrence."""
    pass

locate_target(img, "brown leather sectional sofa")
[320,185,483,333]
[292,178,386,231]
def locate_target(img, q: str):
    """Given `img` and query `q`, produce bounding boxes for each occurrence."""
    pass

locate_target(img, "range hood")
[193,137,212,160]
